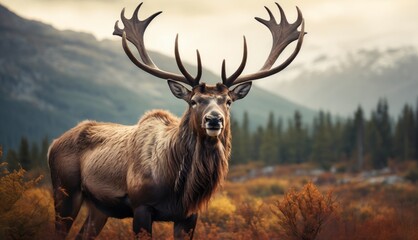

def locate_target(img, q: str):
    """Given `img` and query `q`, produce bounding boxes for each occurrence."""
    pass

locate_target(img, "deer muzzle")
[203,112,224,137]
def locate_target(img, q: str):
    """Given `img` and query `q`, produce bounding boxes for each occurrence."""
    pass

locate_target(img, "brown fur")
[48,84,235,239]
[48,3,303,237]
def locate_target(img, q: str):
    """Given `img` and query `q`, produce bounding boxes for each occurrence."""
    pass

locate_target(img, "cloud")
[2,0,417,76]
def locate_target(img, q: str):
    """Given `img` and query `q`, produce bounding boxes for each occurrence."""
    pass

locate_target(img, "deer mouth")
[205,127,223,137]
[203,114,224,137]
[204,122,223,137]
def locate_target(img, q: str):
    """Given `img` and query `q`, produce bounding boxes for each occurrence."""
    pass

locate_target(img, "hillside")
[268,47,418,116]
[0,4,315,150]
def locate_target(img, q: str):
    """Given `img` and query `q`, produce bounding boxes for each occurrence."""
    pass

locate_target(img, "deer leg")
[174,214,198,240]
[76,202,108,240]
[53,188,83,239]
[133,205,153,239]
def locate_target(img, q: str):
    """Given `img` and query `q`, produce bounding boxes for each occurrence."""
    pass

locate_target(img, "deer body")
[48,2,305,239]
[49,107,229,234]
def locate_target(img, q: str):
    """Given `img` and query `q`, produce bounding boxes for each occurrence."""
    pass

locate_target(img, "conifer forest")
[1,99,418,239]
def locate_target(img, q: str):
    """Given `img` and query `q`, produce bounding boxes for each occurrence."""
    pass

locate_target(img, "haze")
[2,0,417,84]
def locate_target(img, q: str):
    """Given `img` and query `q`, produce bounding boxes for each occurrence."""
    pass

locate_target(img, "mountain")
[267,47,418,116]
[0,4,316,151]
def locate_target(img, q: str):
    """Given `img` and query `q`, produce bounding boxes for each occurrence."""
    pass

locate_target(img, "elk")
[48,2,305,239]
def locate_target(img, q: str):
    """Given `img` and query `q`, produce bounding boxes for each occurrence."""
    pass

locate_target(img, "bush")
[247,178,285,197]
[0,162,48,239]
[272,182,337,240]
[405,166,418,183]
[200,193,236,226]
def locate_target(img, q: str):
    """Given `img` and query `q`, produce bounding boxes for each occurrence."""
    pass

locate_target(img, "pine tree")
[30,142,40,167]
[276,118,285,163]
[415,98,418,160]
[251,126,264,162]
[368,99,392,168]
[332,118,346,165]
[340,118,355,160]
[311,111,335,169]
[354,106,365,170]
[293,111,304,163]
[230,118,243,164]
[260,112,278,164]
[241,112,251,163]
[18,137,31,170]
[40,136,50,169]
[285,111,309,164]
[394,104,415,160]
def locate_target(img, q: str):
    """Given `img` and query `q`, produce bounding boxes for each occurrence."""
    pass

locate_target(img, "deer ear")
[230,82,252,101]
[168,80,190,100]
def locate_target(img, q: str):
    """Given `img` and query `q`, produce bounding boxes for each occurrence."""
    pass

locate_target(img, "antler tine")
[175,35,203,86]
[258,4,303,71]
[222,36,248,87]
[121,31,190,85]
[114,3,201,87]
[225,3,306,87]
[114,4,162,67]
[276,2,290,26]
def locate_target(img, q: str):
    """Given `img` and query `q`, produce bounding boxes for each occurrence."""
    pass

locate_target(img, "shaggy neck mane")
[169,111,231,214]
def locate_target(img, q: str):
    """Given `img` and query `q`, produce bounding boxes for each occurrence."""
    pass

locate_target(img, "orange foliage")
[224,177,287,200]
[0,162,48,239]
[272,182,337,240]
[1,160,418,240]
[321,183,418,240]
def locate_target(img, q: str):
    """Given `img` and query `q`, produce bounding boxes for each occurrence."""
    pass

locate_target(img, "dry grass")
[0,162,417,239]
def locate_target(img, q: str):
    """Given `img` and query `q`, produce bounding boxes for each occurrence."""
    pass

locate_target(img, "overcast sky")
[2,0,418,83]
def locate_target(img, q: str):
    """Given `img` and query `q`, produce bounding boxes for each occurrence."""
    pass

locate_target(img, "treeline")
[231,99,418,170]
[2,136,49,170]
[2,99,418,172]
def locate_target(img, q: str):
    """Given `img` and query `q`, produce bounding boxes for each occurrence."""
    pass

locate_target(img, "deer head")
[113,2,305,138]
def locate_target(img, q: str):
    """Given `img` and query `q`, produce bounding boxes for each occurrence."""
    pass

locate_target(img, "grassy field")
[1,161,417,240]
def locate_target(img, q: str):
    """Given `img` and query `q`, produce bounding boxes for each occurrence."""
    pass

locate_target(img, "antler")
[113,3,202,87]
[222,3,305,88]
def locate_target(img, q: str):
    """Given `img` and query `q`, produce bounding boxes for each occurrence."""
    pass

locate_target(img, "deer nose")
[204,113,224,129]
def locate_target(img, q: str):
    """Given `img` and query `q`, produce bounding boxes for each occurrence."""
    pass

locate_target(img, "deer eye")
[190,100,197,108]
[226,99,232,107]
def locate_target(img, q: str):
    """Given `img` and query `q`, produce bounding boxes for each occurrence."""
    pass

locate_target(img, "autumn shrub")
[224,177,290,202]
[196,194,276,240]
[318,182,418,240]
[0,162,49,239]
[1,150,417,240]
[151,222,172,240]
[235,198,271,240]
[227,162,264,181]
[197,193,246,239]
[322,200,418,240]
[246,178,285,197]
[405,165,418,183]
[223,181,249,200]
[272,182,337,240]
[200,193,236,227]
